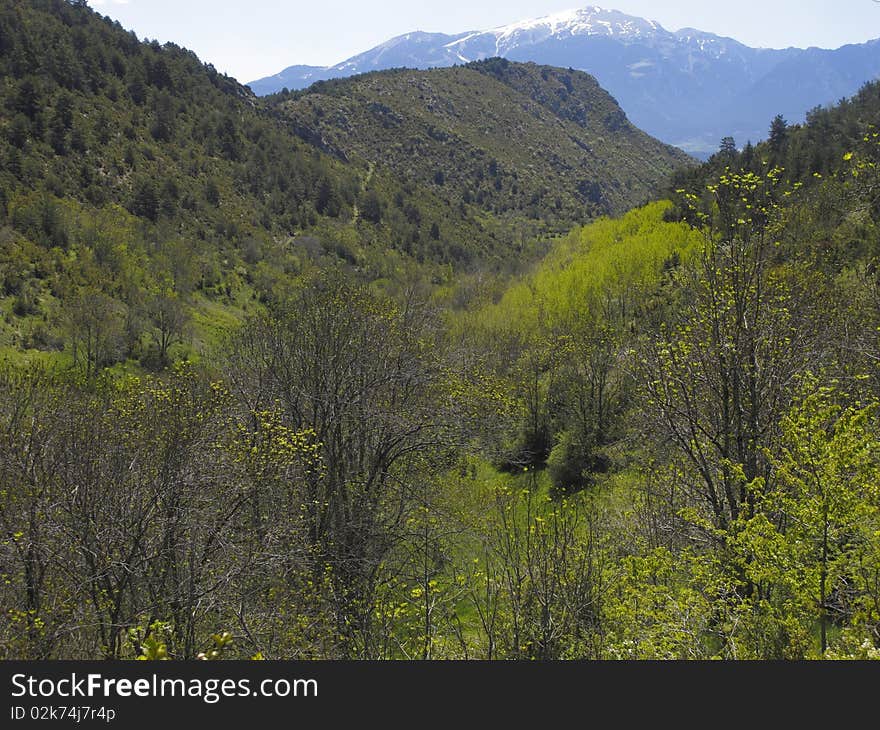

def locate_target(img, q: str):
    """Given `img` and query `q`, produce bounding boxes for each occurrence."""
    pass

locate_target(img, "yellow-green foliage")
[465,201,701,337]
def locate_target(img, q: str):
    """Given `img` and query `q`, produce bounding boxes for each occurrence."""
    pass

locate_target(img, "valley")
[0,0,879,662]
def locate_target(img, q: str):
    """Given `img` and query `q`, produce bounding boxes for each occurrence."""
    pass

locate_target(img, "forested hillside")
[1,0,879,661]
[272,59,690,223]
[0,0,367,371]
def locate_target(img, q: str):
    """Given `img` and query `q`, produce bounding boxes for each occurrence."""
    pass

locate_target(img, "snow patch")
[491,6,662,41]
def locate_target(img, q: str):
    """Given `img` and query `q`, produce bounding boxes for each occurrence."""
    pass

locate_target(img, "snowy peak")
[493,6,665,41]
[445,6,668,56]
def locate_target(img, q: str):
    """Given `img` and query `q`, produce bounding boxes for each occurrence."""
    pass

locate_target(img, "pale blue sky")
[88,1,880,84]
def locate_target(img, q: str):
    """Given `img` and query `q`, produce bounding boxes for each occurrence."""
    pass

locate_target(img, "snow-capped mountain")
[248,6,880,157]
[449,7,668,58]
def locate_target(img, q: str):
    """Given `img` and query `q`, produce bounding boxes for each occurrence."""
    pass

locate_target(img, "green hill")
[274,59,691,227]
[0,0,369,240]
[0,0,381,368]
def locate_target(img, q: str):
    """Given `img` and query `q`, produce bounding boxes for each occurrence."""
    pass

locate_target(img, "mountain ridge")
[249,5,880,156]
[272,60,692,236]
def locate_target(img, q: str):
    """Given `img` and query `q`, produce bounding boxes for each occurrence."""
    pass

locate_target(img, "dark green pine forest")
[0,0,879,660]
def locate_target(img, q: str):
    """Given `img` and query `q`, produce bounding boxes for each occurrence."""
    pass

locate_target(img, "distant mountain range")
[249,6,880,157]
